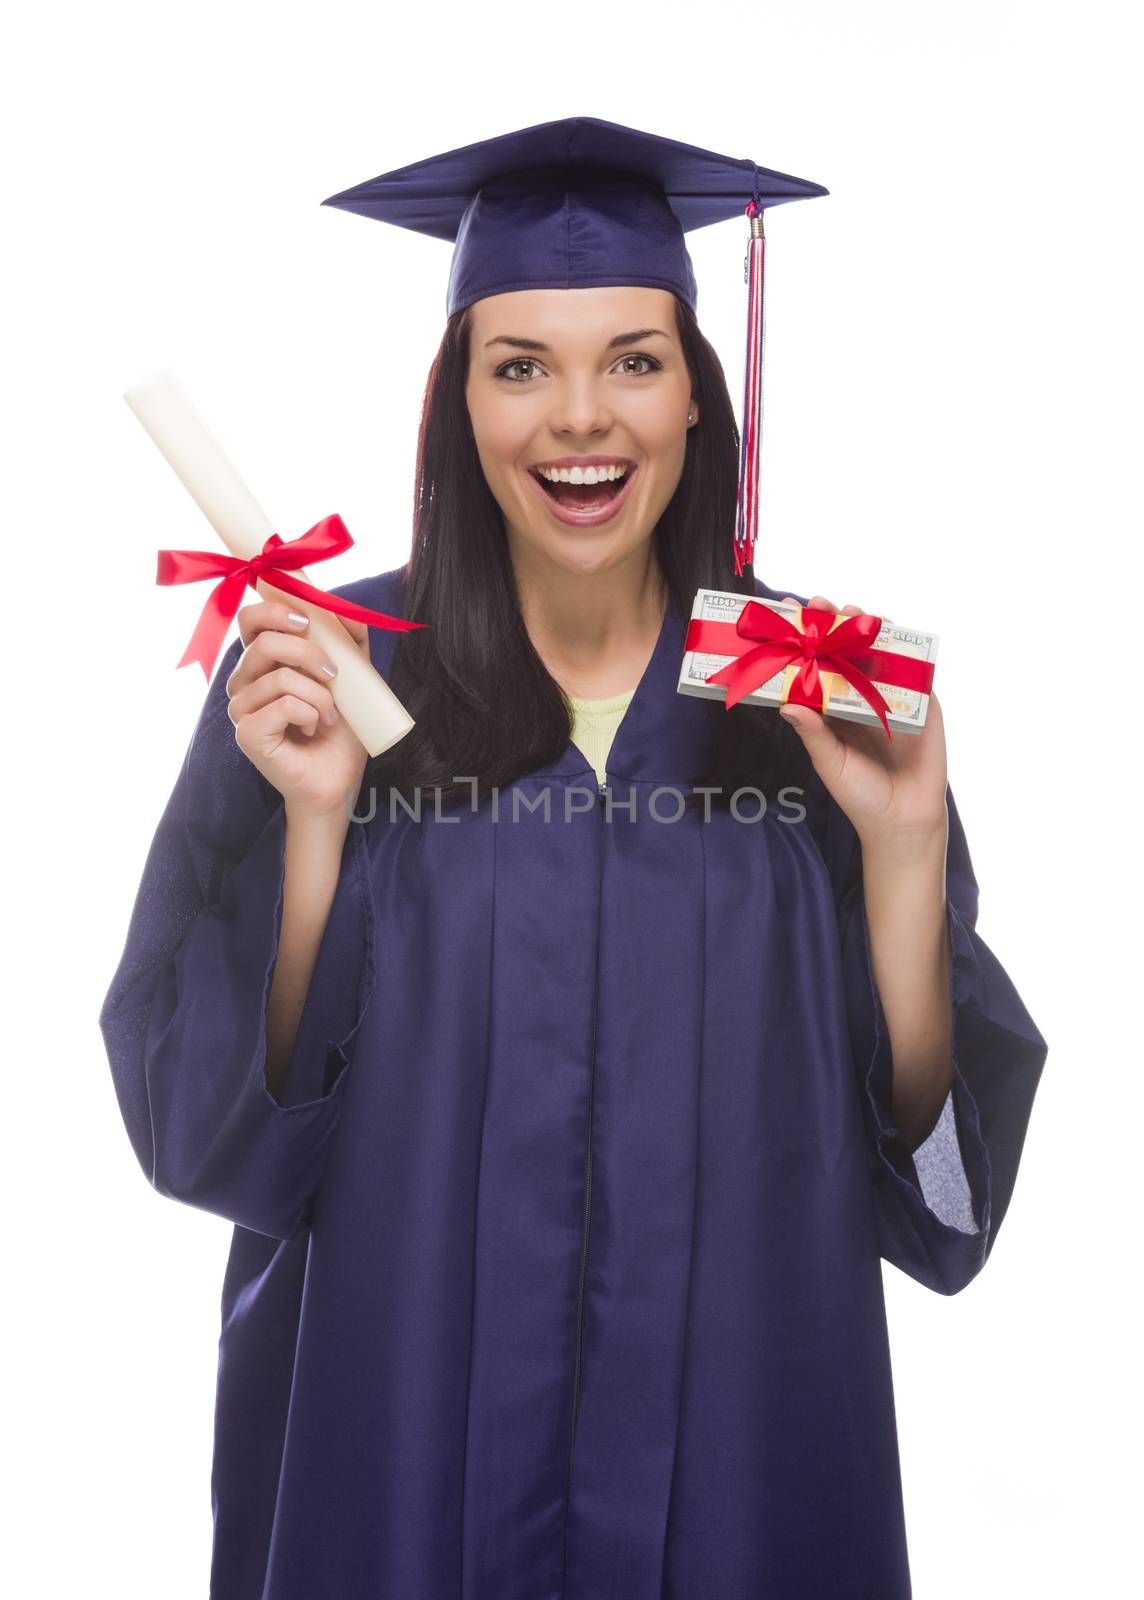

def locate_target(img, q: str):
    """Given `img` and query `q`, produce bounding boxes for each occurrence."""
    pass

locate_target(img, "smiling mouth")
[527,464,638,526]
[534,473,624,511]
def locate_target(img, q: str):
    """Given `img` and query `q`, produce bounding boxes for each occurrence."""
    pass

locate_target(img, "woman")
[101,122,1047,1599]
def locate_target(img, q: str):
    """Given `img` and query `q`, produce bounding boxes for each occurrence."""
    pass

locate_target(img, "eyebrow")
[483,327,671,353]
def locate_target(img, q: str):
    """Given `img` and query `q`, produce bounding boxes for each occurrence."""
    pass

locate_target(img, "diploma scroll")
[123,369,414,758]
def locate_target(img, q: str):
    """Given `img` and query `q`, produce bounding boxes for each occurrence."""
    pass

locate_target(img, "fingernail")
[320,659,337,678]
[287,611,309,627]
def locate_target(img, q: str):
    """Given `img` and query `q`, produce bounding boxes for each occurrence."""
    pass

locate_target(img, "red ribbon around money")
[156,513,426,680]
[683,600,935,741]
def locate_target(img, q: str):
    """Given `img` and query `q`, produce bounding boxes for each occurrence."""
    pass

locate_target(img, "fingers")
[780,593,849,618]
[228,608,342,700]
[235,693,324,753]
[237,598,311,649]
[781,594,863,617]
[801,595,892,623]
[807,595,866,616]
[228,663,339,731]
[778,699,847,784]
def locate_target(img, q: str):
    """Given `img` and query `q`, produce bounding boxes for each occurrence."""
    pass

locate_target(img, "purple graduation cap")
[320,115,828,575]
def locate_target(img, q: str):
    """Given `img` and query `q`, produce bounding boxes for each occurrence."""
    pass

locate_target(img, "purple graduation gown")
[99,565,1047,1598]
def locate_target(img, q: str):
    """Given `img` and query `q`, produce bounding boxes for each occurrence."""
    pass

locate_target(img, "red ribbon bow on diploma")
[684,601,934,741]
[156,513,426,680]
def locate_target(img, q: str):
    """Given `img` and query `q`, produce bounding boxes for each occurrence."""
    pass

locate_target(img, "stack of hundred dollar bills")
[677,589,938,736]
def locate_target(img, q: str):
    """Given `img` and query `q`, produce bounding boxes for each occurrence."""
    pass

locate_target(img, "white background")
[6,1,1139,1594]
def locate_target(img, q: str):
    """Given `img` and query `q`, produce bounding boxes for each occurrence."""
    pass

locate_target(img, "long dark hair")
[366,294,812,809]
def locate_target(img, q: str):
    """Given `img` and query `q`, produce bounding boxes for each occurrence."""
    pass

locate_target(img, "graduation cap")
[320,116,827,575]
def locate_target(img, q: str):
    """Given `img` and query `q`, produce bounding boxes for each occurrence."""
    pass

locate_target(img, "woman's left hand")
[776,595,949,856]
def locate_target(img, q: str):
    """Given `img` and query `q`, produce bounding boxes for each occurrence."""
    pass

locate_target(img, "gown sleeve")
[819,777,1048,1295]
[98,635,377,1242]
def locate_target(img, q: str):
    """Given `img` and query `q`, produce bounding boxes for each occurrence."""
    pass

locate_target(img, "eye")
[613,353,663,376]
[494,358,546,383]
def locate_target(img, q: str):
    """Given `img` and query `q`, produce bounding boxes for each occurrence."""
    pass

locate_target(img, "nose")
[548,376,612,440]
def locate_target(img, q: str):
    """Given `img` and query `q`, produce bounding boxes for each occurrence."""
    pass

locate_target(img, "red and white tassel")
[734,201,766,577]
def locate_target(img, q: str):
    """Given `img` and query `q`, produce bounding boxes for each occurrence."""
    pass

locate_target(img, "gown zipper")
[561,778,606,1588]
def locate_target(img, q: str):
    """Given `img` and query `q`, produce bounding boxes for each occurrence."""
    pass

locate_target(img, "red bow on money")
[685,600,922,740]
[156,513,426,680]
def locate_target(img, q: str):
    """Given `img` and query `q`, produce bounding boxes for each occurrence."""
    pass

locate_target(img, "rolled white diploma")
[123,368,414,758]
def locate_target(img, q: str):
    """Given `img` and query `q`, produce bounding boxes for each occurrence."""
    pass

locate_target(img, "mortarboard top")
[320,116,827,574]
[319,115,827,318]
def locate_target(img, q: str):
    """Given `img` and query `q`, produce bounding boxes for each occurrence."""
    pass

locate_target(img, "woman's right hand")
[225,600,371,824]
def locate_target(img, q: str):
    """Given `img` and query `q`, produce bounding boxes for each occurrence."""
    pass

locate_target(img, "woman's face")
[464,285,697,578]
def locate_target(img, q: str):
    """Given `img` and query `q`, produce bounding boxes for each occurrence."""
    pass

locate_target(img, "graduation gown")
[99,564,1048,1599]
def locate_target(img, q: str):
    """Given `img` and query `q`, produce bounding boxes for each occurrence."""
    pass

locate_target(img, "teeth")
[536,464,627,484]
